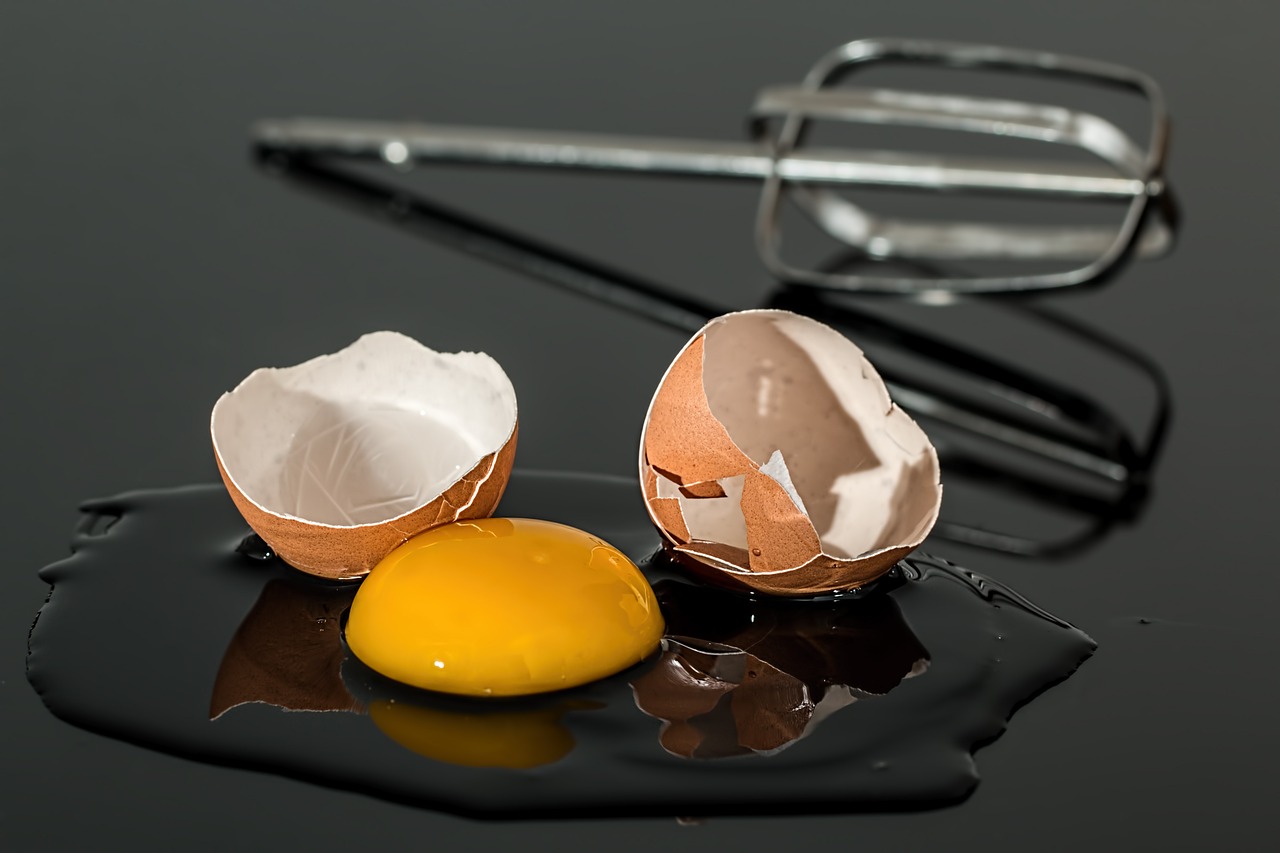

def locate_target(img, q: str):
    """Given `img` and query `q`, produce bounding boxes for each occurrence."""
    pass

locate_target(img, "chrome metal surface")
[750,86,1149,179]
[253,118,1143,199]
[252,38,1173,293]
[753,38,1171,293]
[797,188,1176,262]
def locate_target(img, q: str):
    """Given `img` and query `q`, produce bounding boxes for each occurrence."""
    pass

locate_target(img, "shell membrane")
[639,310,941,597]
[212,331,518,579]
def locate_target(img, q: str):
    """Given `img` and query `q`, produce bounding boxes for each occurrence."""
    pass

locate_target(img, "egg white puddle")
[28,473,1093,819]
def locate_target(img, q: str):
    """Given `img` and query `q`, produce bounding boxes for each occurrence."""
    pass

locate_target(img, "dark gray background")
[3,1,1277,849]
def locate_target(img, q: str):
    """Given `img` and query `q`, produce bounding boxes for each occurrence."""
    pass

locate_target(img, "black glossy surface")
[4,2,1279,849]
[28,475,1091,818]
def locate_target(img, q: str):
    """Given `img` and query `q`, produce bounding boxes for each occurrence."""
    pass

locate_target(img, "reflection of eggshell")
[209,579,361,719]
[212,331,517,579]
[639,310,941,596]
[630,577,931,758]
[630,645,810,759]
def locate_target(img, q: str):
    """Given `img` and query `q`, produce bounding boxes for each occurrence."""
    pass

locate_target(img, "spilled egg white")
[212,331,517,579]
[639,309,941,597]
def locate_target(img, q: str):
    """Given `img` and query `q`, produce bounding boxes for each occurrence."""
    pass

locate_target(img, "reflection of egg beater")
[767,276,1171,558]
[254,150,1171,559]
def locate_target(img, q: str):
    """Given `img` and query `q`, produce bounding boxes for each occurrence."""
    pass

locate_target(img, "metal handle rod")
[752,86,1148,178]
[253,117,1144,199]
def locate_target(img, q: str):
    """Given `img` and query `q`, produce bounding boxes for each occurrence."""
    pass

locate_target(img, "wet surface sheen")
[28,471,1093,818]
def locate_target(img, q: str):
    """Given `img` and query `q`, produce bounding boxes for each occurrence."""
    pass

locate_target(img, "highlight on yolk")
[345,518,665,697]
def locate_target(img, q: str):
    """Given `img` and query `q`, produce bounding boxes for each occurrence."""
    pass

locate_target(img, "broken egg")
[345,518,664,697]
[639,310,941,597]
[211,331,517,579]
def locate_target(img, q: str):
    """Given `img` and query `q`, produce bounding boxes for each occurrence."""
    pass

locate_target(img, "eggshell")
[212,331,517,579]
[638,310,941,596]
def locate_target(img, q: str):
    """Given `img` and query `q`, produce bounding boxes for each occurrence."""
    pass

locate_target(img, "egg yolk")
[345,518,664,697]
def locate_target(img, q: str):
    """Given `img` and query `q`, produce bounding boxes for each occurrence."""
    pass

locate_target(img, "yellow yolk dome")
[345,518,664,697]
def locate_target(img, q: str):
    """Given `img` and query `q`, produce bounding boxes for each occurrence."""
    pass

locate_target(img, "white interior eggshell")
[639,310,941,597]
[212,331,518,579]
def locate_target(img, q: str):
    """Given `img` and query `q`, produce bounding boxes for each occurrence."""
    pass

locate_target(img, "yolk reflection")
[346,518,664,697]
[368,699,601,769]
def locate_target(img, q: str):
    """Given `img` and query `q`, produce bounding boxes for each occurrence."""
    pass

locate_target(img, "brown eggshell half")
[639,310,941,597]
[212,331,517,579]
